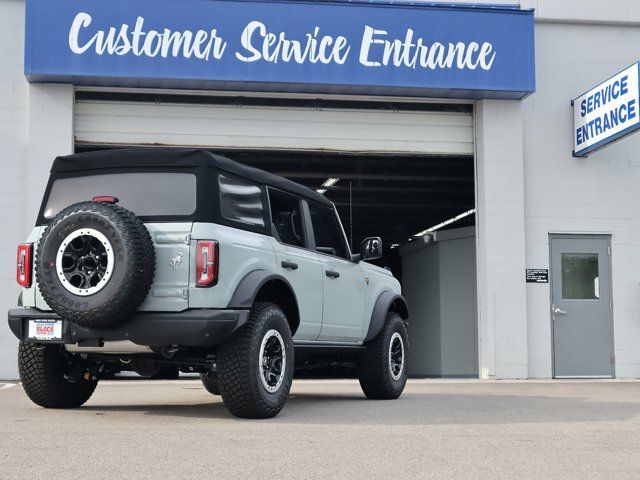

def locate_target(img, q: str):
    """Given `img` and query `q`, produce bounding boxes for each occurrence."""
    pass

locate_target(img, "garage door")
[74,93,473,155]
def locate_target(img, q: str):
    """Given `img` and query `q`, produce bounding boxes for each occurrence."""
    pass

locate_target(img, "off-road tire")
[218,302,294,419]
[200,372,221,395]
[35,201,155,328]
[18,342,97,408]
[358,312,408,400]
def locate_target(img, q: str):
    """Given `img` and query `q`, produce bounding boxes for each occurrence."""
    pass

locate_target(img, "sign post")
[573,62,640,157]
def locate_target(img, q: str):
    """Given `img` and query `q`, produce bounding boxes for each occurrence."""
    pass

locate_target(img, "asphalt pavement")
[1,378,639,479]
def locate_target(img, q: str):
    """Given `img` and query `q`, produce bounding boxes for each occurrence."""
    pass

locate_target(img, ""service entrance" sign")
[573,62,640,157]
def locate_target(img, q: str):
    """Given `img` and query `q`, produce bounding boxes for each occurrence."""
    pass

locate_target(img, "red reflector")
[196,240,219,287]
[17,243,33,288]
[92,196,119,204]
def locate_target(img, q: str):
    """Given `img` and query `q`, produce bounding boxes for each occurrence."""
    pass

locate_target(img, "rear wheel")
[200,372,220,395]
[218,302,294,418]
[18,343,98,408]
[358,312,408,400]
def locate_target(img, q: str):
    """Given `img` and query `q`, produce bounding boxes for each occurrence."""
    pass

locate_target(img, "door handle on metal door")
[326,270,340,279]
[281,261,298,270]
[552,306,567,316]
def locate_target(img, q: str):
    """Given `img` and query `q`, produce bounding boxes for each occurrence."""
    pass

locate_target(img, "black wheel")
[200,372,221,395]
[358,312,408,400]
[218,302,294,419]
[18,343,98,408]
[35,201,155,328]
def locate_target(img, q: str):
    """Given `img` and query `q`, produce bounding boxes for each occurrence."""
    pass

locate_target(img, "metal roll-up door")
[74,94,473,155]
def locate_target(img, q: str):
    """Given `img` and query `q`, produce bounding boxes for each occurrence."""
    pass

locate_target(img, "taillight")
[17,243,33,287]
[92,195,119,204]
[196,240,219,287]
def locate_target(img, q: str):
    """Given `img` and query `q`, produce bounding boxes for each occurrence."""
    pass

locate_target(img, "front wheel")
[217,302,294,419]
[18,343,98,408]
[358,312,408,400]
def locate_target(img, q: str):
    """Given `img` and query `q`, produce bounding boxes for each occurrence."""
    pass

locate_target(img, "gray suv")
[9,148,408,418]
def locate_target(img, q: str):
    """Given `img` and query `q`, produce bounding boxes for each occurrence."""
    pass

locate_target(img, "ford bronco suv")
[9,148,408,418]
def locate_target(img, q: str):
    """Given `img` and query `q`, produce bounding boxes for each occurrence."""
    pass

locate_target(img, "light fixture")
[321,178,340,187]
[412,208,476,237]
[316,188,327,195]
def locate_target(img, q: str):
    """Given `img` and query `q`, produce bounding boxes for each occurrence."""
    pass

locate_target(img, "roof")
[51,148,333,207]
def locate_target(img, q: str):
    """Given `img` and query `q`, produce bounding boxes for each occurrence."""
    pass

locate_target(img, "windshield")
[43,172,197,219]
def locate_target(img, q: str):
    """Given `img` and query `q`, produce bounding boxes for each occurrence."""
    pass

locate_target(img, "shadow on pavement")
[79,389,640,425]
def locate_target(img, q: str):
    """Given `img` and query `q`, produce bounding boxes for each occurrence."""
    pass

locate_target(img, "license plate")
[27,320,63,341]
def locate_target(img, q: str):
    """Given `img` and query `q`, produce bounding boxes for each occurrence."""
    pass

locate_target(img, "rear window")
[43,172,197,219]
[218,174,265,227]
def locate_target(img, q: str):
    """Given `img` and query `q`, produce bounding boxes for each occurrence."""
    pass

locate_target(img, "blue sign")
[25,0,535,99]
[573,62,640,157]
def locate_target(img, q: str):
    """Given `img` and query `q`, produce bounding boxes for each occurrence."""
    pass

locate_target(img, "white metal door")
[74,98,473,155]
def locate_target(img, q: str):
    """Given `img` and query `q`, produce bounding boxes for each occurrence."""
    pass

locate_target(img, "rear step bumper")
[8,308,250,347]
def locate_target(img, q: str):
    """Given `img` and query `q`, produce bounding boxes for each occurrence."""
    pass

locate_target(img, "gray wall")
[2,0,640,379]
[522,18,640,378]
[0,0,28,380]
[402,237,441,376]
[0,1,74,379]
[401,227,478,377]
[475,99,528,378]
[439,235,477,376]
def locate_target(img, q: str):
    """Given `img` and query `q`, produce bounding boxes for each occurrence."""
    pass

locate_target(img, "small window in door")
[561,253,600,299]
[268,189,305,248]
[308,203,349,259]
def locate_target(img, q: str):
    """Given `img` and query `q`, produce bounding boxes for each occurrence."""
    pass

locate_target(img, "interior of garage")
[74,91,478,377]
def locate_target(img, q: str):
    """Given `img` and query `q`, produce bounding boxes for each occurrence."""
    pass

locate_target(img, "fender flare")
[228,270,295,308]
[363,291,409,343]
[227,270,300,333]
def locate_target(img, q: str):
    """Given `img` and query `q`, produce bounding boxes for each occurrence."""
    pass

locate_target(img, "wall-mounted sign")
[526,269,548,284]
[573,62,640,157]
[24,0,535,99]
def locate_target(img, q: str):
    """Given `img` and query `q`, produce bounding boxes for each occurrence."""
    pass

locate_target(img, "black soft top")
[51,148,332,208]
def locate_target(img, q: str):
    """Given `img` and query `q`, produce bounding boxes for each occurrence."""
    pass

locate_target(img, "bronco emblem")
[169,253,183,270]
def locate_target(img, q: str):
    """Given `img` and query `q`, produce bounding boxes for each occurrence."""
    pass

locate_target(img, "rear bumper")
[8,308,250,347]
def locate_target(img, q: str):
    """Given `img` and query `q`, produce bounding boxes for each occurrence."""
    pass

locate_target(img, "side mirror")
[360,237,382,261]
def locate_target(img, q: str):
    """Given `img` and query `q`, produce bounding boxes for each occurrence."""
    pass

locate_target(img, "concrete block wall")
[0,0,73,379]
[0,0,28,380]
[475,100,528,379]
[523,21,640,378]
[1,0,638,381]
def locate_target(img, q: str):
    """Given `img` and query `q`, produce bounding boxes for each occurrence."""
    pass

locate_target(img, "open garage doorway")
[74,91,478,377]
[210,150,475,280]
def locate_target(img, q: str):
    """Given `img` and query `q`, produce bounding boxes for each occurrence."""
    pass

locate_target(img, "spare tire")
[35,201,155,328]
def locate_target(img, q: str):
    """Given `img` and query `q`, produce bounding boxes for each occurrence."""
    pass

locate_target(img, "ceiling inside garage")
[219,149,475,250]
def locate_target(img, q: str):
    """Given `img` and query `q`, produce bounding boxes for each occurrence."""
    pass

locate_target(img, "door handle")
[281,261,298,270]
[326,270,340,279]
[553,308,567,315]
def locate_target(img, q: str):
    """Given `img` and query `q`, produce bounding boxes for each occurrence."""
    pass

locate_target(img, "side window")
[308,203,349,259]
[219,174,265,227]
[268,189,305,248]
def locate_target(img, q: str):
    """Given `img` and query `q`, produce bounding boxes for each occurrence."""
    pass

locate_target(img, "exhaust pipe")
[65,340,153,354]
